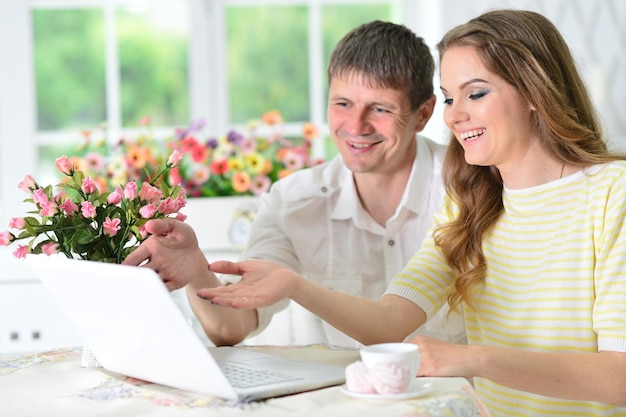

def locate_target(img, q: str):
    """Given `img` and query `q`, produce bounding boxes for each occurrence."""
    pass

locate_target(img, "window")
[0,0,413,228]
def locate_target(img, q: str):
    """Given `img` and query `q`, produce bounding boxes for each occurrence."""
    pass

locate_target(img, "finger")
[122,244,151,266]
[208,260,240,275]
[144,218,176,236]
[162,279,178,292]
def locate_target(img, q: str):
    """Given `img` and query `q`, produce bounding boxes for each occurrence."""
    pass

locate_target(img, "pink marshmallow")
[345,361,376,394]
[369,362,411,394]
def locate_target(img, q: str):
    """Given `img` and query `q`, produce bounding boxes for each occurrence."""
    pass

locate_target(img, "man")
[124,20,465,348]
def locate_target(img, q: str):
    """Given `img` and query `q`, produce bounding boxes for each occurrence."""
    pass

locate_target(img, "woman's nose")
[444,101,469,128]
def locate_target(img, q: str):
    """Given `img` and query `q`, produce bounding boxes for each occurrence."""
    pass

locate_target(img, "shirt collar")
[403,135,436,216]
[330,135,436,222]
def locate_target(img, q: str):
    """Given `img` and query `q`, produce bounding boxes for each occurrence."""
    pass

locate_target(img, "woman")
[201,10,626,416]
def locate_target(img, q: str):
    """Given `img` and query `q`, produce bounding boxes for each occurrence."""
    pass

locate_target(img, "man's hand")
[123,218,208,291]
[198,260,301,309]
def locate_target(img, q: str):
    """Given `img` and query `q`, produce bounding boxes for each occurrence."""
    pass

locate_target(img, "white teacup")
[360,342,420,383]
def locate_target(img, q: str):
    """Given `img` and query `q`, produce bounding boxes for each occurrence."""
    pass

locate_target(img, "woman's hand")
[198,260,302,309]
[409,335,475,378]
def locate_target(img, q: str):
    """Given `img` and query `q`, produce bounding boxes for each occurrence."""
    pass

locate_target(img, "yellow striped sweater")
[385,161,626,417]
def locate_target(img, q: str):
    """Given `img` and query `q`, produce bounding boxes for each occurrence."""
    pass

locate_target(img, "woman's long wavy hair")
[434,9,626,311]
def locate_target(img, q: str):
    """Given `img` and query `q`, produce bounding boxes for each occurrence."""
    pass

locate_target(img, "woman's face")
[440,46,538,173]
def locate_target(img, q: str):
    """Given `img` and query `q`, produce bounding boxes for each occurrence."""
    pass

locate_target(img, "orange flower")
[94,176,108,192]
[261,110,283,126]
[302,122,319,140]
[126,145,148,169]
[231,171,251,193]
[277,169,293,180]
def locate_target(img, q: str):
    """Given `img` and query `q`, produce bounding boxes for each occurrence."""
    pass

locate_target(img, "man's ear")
[413,95,436,132]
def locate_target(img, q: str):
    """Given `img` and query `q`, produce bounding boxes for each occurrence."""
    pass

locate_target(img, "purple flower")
[207,137,219,149]
[189,118,206,132]
[226,130,244,145]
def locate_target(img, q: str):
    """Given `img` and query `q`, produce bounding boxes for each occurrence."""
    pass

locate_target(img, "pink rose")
[39,201,58,217]
[8,217,25,229]
[42,242,59,256]
[103,217,121,237]
[139,182,164,203]
[157,197,177,215]
[81,201,97,218]
[175,212,187,222]
[168,167,182,186]
[13,245,29,259]
[18,175,36,193]
[107,187,123,204]
[32,188,49,205]
[124,182,137,199]
[173,195,187,212]
[55,155,73,175]
[59,198,78,216]
[81,177,97,194]
[139,225,148,238]
[167,150,184,167]
[0,231,13,246]
[139,203,157,219]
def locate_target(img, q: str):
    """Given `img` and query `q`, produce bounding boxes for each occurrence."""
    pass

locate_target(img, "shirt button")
[321,186,328,193]
[388,239,395,246]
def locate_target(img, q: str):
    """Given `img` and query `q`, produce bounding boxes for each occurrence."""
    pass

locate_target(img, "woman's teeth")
[460,129,485,141]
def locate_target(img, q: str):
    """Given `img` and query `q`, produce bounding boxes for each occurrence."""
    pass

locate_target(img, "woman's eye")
[443,97,453,105]
[469,90,488,100]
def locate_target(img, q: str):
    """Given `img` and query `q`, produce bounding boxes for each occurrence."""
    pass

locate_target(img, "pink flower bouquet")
[0,150,186,264]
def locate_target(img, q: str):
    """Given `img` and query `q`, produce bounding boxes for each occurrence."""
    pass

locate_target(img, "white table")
[0,344,489,417]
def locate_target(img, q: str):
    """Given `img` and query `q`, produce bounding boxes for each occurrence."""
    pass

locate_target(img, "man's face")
[327,74,422,175]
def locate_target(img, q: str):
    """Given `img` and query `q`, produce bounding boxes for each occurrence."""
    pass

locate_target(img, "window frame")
[0,0,442,228]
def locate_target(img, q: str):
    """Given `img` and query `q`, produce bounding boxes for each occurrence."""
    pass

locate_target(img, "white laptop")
[26,255,345,400]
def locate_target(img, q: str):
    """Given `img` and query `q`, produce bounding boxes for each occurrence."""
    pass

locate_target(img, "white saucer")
[340,379,435,401]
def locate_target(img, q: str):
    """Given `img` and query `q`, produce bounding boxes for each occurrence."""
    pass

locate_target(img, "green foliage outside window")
[33,9,106,131]
[227,6,310,124]
[33,6,189,131]
[117,7,189,127]
[32,2,393,169]
[226,4,392,125]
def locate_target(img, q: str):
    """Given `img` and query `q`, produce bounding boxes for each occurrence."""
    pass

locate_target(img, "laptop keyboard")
[218,361,303,388]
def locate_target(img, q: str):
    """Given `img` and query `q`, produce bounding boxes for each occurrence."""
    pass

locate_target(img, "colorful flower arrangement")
[170,110,323,197]
[0,151,186,263]
[0,111,323,263]
[54,111,323,198]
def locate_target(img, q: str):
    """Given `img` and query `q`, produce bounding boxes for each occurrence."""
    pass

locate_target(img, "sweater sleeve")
[384,195,457,320]
[592,166,626,352]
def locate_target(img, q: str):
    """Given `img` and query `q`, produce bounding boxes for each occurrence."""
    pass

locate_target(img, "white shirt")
[241,135,466,347]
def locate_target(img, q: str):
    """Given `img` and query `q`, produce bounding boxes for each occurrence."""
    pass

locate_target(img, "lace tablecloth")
[0,344,490,417]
